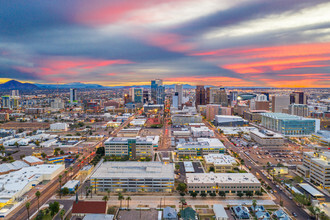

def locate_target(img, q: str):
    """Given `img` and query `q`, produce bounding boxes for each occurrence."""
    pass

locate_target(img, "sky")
[0,0,330,87]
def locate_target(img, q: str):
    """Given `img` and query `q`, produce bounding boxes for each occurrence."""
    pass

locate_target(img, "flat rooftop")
[299,183,325,197]
[186,173,260,184]
[91,162,174,179]
[261,113,315,121]
[204,154,236,165]
[250,130,284,138]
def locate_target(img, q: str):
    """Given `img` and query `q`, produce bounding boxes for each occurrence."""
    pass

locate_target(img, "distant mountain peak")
[0,80,38,90]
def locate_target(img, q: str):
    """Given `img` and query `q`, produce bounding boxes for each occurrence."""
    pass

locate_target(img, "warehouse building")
[90,162,174,193]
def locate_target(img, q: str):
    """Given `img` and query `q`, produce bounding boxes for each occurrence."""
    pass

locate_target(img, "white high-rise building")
[271,95,290,113]
[172,92,179,108]
[51,97,65,110]
[175,84,183,109]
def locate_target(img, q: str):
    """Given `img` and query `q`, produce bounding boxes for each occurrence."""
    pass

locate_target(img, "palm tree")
[85,186,89,197]
[60,209,65,220]
[106,189,110,198]
[89,186,93,198]
[94,178,97,194]
[64,170,68,181]
[35,191,41,211]
[252,199,257,212]
[180,197,186,211]
[118,193,124,209]
[102,195,109,203]
[59,175,62,199]
[126,196,131,210]
[26,202,31,220]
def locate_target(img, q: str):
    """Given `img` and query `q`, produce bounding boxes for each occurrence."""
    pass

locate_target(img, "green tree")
[252,199,257,212]
[237,192,244,198]
[49,201,60,216]
[176,183,187,194]
[246,191,253,198]
[126,196,131,210]
[102,195,109,202]
[218,191,226,198]
[190,192,198,198]
[200,192,207,197]
[61,187,70,196]
[35,191,41,211]
[118,193,124,209]
[26,202,31,220]
[209,192,217,197]
[60,209,65,220]
[180,197,186,211]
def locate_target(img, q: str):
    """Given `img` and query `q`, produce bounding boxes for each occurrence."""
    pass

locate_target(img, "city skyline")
[1,0,330,88]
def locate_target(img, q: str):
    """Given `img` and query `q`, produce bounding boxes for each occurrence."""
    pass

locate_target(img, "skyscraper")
[172,92,179,108]
[229,91,238,102]
[151,79,165,104]
[272,95,290,113]
[175,84,183,109]
[195,85,206,107]
[70,88,77,103]
[130,88,143,103]
[290,92,307,104]
[1,96,10,109]
[209,87,228,106]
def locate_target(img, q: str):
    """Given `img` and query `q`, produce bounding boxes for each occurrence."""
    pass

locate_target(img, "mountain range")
[0,80,200,90]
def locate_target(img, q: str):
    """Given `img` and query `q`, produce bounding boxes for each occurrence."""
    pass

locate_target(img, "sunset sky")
[0,0,330,87]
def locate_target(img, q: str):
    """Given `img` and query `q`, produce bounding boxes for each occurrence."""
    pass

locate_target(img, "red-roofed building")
[72,201,107,218]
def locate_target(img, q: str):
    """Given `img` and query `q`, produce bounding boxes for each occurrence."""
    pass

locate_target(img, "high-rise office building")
[143,90,150,104]
[172,92,179,108]
[1,96,10,109]
[130,88,143,103]
[70,88,77,103]
[209,87,228,106]
[175,84,183,109]
[195,85,206,107]
[271,95,290,113]
[229,91,238,102]
[151,79,165,104]
[290,92,307,104]
[51,97,65,110]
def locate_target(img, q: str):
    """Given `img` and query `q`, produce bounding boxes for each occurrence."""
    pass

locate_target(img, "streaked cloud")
[0,0,329,87]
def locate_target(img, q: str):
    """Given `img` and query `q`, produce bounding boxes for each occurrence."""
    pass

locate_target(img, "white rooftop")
[23,156,43,164]
[250,130,284,138]
[299,183,325,197]
[204,154,237,165]
[91,162,174,179]
[186,173,260,184]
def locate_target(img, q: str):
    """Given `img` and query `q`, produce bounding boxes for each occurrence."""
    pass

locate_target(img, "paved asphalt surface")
[204,120,311,219]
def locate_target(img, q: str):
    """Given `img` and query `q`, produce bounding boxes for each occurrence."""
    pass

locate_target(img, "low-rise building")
[250,130,284,147]
[214,115,248,127]
[191,126,214,137]
[104,136,158,159]
[130,119,147,127]
[62,180,80,192]
[176,138,225,157]
[213,204,228,220]
[90,162,174,193]
[203,154,237,172]
[72,201,107,218]
[186,173,261,194]
[22,156,44,166]
[0,164,64,209]
[117,127,141,137]
[50,123,69,131]
[171,114,202,125]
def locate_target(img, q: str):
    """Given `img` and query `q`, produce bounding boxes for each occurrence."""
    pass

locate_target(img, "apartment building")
[91,162,174,193]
